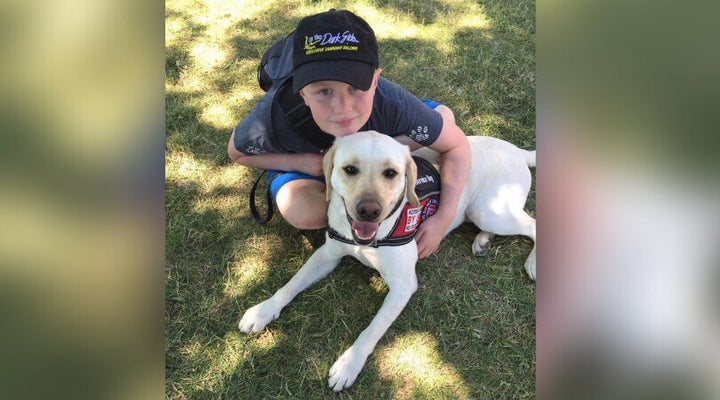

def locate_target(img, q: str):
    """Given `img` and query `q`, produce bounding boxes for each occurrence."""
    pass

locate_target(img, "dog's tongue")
[351,221,379,240]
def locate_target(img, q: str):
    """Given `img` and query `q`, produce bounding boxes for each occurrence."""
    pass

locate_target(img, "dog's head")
[323,130,419,245]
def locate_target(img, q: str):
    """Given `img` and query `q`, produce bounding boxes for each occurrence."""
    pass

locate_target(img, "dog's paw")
[238,299,280,333]
[472,241,491,257]
[328,347,368,392]
[472,232,494,256]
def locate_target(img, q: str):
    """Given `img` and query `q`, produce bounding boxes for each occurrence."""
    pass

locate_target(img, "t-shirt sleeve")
[368,78,444,147]
[232,91,283,155]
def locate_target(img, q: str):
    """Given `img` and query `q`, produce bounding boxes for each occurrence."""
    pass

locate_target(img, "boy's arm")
[228,130,323,176]
[413,117,471,259]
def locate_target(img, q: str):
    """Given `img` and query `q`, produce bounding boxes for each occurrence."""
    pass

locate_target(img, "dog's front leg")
[328,272,418,391]
[239,244,341,333]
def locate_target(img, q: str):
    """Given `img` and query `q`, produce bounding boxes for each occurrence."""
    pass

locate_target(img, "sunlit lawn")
[166,0,535,398]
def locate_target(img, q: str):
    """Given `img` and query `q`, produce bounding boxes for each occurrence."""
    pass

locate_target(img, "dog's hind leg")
[467,206,536,280]
[524,238,536,280]
[514,211,536,280]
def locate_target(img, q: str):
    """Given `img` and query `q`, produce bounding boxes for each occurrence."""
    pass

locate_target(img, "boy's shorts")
[268,99,442,202]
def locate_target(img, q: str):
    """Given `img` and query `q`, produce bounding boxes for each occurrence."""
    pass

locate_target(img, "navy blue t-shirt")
[233,77,443,155]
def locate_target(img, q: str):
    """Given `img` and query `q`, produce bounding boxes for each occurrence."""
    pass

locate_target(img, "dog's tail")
[522,150,536,168]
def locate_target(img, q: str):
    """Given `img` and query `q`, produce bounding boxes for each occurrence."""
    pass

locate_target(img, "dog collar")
[326,226,416,248]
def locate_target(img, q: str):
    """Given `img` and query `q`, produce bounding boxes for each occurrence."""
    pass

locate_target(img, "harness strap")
[326,227,416,248]
[326,227,361,246]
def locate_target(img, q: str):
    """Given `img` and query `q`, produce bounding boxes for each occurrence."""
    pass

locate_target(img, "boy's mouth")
[334,118,354,128]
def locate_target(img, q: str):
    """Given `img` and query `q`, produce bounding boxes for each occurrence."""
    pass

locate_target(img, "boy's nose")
[332,92,352,113]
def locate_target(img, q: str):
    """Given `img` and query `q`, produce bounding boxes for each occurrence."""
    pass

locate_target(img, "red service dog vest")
[384,156,441,244]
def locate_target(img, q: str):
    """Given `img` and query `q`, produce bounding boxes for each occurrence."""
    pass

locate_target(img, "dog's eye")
[343,165,358,176]
[383,169,398,179]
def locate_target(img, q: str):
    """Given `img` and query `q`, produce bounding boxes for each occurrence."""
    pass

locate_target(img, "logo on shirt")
[410,125,430,142]
[244,145,266,155]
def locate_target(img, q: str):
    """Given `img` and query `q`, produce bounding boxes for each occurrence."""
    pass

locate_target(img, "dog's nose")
[356,200,382,222]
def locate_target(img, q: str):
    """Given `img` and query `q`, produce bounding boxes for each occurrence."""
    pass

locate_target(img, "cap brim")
[293,60,375,93]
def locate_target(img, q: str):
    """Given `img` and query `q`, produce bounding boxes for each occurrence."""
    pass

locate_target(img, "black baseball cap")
[292,9,379,93]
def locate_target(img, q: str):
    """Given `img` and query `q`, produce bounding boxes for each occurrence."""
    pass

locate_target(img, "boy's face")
[299,69,382,137]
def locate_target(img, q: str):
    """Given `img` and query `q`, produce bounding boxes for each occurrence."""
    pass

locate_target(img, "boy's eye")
[319,88,332,96]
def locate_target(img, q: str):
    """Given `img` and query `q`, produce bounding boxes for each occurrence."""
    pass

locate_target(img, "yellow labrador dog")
[239,130,536,391]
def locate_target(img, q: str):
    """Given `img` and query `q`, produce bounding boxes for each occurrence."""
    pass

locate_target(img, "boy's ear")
[372,68,383,87]
[322,145,337,201]
[298,88,308,105]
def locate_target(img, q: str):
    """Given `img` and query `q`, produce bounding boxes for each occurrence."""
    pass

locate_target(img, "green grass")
[166,0,535,398]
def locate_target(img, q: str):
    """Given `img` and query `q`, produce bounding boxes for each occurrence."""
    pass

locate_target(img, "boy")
[228,9,470,259]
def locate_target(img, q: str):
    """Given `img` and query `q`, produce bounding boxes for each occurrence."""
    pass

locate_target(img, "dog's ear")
[322,145,336,201]
[405,153,419,206]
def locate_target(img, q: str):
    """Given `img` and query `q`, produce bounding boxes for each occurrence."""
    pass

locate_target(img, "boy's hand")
[415,211,452,258]
[295,153,324,176]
